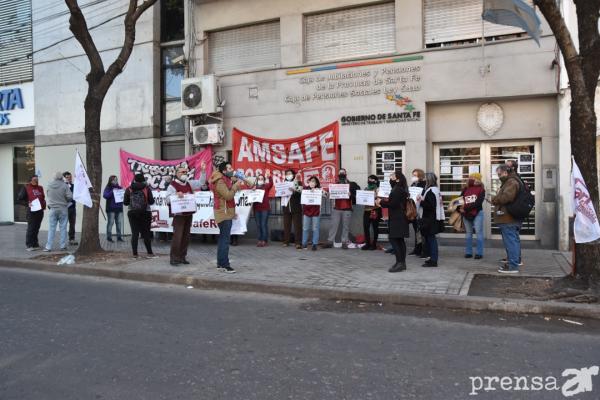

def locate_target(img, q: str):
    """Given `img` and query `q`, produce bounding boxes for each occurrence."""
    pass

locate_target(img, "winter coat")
[46,178,73,210]
[103,184,124,213]
[210,170,242,224]
[461,185,485,220]
[492,173,520,224]
[17,183,46,211]
[124,182,155,213]
[282,180,302,214]
[420,189,442,236]
[380,184,410,239]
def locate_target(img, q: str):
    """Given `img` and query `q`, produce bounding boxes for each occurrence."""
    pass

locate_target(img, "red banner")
[232,122,339,195]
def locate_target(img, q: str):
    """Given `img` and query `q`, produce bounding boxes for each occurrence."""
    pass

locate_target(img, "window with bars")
[371,147,403,238]
[304,2,396,64]
[0,0,32,85]
[161,46,185,137]
[208,21,281,75]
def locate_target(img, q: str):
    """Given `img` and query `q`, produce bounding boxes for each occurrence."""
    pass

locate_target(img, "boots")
[388,262,407,273]
[409,243,422,256]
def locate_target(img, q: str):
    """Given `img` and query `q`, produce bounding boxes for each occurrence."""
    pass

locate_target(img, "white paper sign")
[356,190,375,206]
[468,165,480,175]
[441,158,451,167]
[281,196,290,207]
[378,181,392,198]
[30,198,42,212]
[247,190,265,203]
[328,184,350,199]
[301,189,322,205]
[195,192,212,206]
[275,182,294,197]
[452,166,463,181]
[409,186,422,201]
[113,188,125,203]
[441,166,451,175]
[170,194,197,214]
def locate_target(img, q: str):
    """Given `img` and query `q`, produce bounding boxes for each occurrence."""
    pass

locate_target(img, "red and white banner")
[232,121,339,196]
[572,158,600,243]
[119,148,213,191]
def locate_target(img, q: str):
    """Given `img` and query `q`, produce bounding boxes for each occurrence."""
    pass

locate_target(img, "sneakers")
[146,254,159,259]
[302,245,308,250]
[474,255,483,260]
[69,240,78,245]
[107,238,114,243]
[219,265,235,274]
[422,260,438,268]
[341,243,348,250]
[26,247,35,252]
[282,243,289,247]
[311,245,317,251]
[295,244,302,250]
[498,264,519,274]
[500,258,523,267]
[465,254,473,259]
[60,247,67,251]
[42,248,51,252]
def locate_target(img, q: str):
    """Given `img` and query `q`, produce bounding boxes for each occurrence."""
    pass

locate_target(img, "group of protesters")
[21,157,528,275]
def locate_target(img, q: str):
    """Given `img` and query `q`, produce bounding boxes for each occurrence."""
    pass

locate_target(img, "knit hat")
[469,172,482,181]
[134,173,146,183]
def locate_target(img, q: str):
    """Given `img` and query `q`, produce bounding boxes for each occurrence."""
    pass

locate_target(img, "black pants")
[363,210,381,245]
[68,207,76,241]
[389,238,406,264]
[128,211,153,256]
[26,210,44,248]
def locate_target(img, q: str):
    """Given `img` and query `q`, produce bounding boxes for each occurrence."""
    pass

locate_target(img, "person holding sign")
[362,175,382,251]
[376,171,410,272]
[210,161,243,273]
[102,175,124,243]
[62,172,78,246]
[124,174,157,259]
[166,164,207,266]
[323,168,360,250]
[17,175,46,251]
[281,169,303,250]
[253,172,273,247]
[417,173,444,268]
[408,169,427,258]
[301,176,327,251]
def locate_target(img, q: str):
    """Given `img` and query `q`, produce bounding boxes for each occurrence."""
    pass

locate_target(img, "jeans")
[328,209,352,243]
[302,215,320,247]
[217,219,233,267]
[26,210,44,248]
[46,207,68,250]
[106,211,123,240]
[425,234,438,262]
[255,210,269,242]
[464,211,484,256]
[499,223,521,270]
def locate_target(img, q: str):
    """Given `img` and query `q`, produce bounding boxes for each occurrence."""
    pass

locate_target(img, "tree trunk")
[76,94,104,255]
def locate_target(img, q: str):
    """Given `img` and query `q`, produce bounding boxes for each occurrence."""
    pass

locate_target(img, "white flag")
[74,151,93,208]
[571,158,600,243]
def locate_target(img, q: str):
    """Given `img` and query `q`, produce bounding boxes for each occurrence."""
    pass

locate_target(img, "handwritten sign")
[356,190,374,206]
[247,190,265,203]
[328,184,350,199]
[301,189,323,205]
[170,194,197,214]
[275,182,295,197]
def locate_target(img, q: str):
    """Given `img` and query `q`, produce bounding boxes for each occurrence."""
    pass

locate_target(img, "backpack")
[505,178,534,220]
[129,188,148,211]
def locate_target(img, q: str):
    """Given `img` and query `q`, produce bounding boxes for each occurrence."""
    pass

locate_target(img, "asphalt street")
[1,267,599,400]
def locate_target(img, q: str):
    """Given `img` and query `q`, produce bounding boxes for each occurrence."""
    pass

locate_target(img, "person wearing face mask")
[103,175,124,243]
[323,168,360,249]
[461,173,486,260]
[253,171,273,247]
[124,173,157,259]
[281,169,303,249]
[63,172,78,245]
[17,175,46,251]
[492,165,522,274]
[376,170,410,272]
[166,163,207,266]
[417,173,444,268]
[408,169,427,257]
[210,161,243,273]
[361,175,382,250]
[302,176,328,251]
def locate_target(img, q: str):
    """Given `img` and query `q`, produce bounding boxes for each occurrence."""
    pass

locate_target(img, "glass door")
[13,145,35,222]
[370,145,404,240]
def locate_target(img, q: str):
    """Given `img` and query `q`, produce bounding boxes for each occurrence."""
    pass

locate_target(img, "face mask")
[411,176,419,183]
[111,179,118,185]
[286,175,294,181]
[389,179,397,188]
[309,181,317,188]
[338,173,346,181]
[179,174,188,182]
[224,171,234,178]
[257,180,265,186]
[499,175,508,183]
[467,179,475,187]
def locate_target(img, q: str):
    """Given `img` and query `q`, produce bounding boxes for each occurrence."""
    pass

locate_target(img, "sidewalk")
[1,224,571,298]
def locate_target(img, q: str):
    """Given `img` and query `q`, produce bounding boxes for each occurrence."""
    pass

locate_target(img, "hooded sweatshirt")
[210,170,242,224]
[46,178,73,210]
[124,181,155,212]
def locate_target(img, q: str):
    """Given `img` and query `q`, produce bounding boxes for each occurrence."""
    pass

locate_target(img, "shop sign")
[0,83,34,129]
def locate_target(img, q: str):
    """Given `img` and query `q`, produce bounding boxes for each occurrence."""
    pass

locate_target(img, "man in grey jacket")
[44,171,73,252]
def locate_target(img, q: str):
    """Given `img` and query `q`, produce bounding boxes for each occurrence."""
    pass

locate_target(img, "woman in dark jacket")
[409,168,427,256]
[102,175,124,242]
[377,170,410,272]
[282,169,303,249]
[418,172,442,268]
[123,174,157,259]
[362,175,382,250]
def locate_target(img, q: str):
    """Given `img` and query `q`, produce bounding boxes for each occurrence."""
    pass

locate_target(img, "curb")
[2,258,599,320]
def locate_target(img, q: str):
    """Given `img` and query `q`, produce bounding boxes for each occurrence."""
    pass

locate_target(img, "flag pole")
[77,149,107,221]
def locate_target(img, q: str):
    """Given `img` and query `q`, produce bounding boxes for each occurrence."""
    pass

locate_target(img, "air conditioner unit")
[192,124,223,145]
[181,75,219,116]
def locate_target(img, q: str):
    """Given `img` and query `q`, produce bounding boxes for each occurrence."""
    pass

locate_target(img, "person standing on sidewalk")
[43,172,73,252]
[377,170,410,272]
[103,175,124,242]
[301,176,327,251]
[323,168,360,249]
[210,161,242,273]
[281,169,303,249]
[62,172,78,246]
[253,172,273,247]
[166,164,207,266]
[418,173,444,268]
[361,175,381,251]
[461,172,485,260]
[492,165,522,274]
[408,169,427,257]
[124,174,157,259]
[17,175,46,251]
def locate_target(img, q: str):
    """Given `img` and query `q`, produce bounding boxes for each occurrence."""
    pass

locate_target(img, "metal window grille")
[0,0,32,84]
